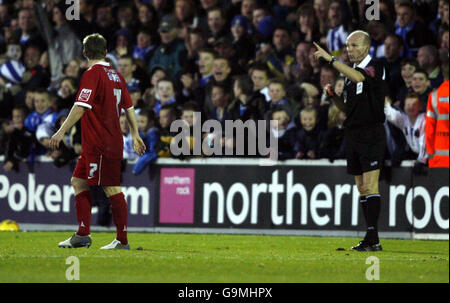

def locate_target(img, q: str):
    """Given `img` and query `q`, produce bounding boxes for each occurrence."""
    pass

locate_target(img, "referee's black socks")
[366,194,381,244]
[360,195,368,224]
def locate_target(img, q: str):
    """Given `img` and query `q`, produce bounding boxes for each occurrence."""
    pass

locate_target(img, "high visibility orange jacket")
[426,80,449,167]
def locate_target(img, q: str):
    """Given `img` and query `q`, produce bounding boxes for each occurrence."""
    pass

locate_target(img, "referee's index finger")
[313,42,320,49]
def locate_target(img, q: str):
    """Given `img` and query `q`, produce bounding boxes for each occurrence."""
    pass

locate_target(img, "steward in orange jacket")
[426,71,449,167]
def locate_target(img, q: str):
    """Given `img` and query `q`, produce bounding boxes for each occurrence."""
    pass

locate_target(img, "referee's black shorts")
[345,123,386,176]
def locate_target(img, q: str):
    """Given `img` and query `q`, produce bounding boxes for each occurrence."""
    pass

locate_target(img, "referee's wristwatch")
[329,56,337,66]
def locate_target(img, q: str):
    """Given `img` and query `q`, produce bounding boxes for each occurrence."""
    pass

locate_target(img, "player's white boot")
[100,239,130,250]
[58,233,92,248]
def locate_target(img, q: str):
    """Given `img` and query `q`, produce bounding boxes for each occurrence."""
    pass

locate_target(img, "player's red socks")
[75,190,92,236]
[109,192,128,245]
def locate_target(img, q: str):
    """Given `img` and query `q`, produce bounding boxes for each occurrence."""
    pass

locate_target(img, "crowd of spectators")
[0,0,448,175]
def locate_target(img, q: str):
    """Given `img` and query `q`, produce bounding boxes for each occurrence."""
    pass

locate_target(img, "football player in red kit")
[50,33,146,250]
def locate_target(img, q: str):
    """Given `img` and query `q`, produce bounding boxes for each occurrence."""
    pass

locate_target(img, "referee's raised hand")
[313,42,332,63]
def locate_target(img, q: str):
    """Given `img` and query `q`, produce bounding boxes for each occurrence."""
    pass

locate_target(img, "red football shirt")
[74,62,133,159]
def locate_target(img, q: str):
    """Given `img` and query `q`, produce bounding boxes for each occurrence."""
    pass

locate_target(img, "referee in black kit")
[314,31,387,251]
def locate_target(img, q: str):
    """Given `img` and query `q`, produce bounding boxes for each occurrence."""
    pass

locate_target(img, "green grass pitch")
[0,231,448,283]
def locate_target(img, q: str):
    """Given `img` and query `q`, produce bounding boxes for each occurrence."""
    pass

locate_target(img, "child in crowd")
[24,89,57,132]
[270,107,297,160]
[2,106,32,172]
[295,107,324,159]
[384,92,428,168]
[120,114,139,161]
[132,108,160,175]
[319,104,346,161]
[268,79,290,112]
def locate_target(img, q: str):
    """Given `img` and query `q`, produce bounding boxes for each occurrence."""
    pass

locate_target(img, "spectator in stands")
[63,58,83,81]
[177,101,198,157]
[230,15,255,69]
[153,77,179,115]
[384,92,428,168]
[241,0,257,22]
[24,89,57,133]
[156,104,179,158]
[286,41,313,84]
[95,3,118,50]
[197,0,220,30]
[206,7,229,46]
[13,8,45,49]
[382,33,404,100]
[2,106,32,172]
[307,45,322,87]
[229,74,267,121]
[318,65,338,107]
[411,68,432,111]
[203,56,233,115]
[106,28,132,69]
[394,1,433,57]
[366,20,386,59]
[118,55,141,92]
[417,45,444,89]
[250,63,271,102]
[326,0,349,58]
[395,58,419,108]
[120,113,138,161]
[255,15,276,44]
[71,0,97,40]
[251,5,270,33]
[183,27,207,75]
[117,3,137,34]
[143,65,168,109]
[264,26,295,81]
[174,0,199,39]
[0,41,25,112]
[52,109,80,168]
[439,27,449,53]
[213,37,242,75]
[55,77,77,111]
[319,104,346,161]
[134,29,157,66]
[137,2,159,34]
[132,108,160,175]
[295,107,324,159]
[181,48,216,106]
[268,78,290,114]
[33,2,82,86]
[207,82,233,124]
[129,88,145,115]
[313,0,330,37]
[270,107,297,160]
[149,16,187,78]
[294,3,321,44]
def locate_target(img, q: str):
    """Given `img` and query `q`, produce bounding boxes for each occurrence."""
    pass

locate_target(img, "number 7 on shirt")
[113,88,121,117]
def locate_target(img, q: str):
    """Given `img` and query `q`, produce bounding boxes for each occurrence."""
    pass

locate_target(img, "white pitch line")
[0,255,447,262]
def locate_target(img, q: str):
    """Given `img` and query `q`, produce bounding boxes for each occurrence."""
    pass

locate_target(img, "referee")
[314,31,387,251]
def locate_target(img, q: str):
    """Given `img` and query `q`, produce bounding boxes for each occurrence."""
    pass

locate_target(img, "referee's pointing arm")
[313,31,371,83]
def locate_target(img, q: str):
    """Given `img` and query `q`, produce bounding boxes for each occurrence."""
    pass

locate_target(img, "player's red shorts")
[73,153,122,186]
